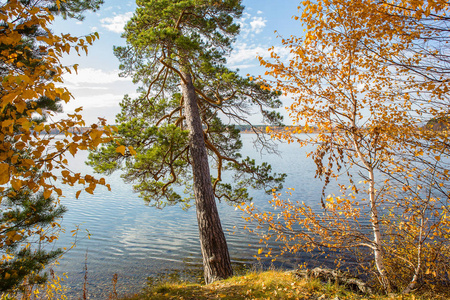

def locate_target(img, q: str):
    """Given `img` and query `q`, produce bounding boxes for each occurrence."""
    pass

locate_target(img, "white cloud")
[59,68,137,123]
[100,12,133,33]
[228,43,267,65]
[249,17,266,34]
[238,12,267,38]
[228,43,291,67]
[61,90,139,124]
[231,64,258,70]
[65,93,124,110]
[63,68,130,87]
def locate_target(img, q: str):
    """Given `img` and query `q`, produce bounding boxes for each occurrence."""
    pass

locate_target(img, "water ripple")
[53,136,345,299]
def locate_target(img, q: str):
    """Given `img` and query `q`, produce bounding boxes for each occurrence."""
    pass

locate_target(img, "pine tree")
[0,191,66,292]
[88,0,285,284]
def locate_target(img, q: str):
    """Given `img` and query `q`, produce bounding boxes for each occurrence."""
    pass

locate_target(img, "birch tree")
[242,0,450,293]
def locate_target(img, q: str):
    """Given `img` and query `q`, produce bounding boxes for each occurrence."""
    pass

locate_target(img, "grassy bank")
[121,270,448,300]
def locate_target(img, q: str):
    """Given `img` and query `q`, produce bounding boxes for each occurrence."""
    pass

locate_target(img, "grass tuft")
[122,269,450,300]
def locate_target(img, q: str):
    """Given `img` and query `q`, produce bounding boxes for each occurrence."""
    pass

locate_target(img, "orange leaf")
[68,143,78,156]
[116,145,126,155]
[15,100,27,113]
[43,189,52,199]
[128,146,137,156]
[11,179,22,191]
[0,163,10,185]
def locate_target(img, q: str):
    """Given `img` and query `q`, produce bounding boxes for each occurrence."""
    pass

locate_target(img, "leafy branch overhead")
[1,0,113,293]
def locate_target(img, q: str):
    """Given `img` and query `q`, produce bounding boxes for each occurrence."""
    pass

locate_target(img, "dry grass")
[121,270,449,300]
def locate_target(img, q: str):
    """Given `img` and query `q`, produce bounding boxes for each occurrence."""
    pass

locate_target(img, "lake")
[53,134,341,298]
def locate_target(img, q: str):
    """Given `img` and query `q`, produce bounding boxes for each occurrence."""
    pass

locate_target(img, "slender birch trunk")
[367,168,392,293]
[180,70,233,284]
[351,104,391,292]
[403,209,425,294]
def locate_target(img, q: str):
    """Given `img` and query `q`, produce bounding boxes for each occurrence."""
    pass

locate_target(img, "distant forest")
[41,119,448,135]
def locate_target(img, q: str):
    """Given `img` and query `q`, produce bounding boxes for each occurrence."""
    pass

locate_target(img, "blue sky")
[53,0,302,125]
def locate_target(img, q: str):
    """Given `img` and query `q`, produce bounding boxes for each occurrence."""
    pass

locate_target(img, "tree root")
[294,267,373,295]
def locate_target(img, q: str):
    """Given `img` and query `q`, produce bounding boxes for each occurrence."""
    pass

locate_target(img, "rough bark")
[180,70,233,284]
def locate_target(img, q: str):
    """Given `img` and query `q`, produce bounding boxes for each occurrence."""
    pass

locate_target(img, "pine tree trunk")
[180,70,233,284]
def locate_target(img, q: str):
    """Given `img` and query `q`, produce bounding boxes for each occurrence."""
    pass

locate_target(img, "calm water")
[53,134,340,298]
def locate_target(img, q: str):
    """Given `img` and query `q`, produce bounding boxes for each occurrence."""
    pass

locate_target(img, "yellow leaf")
[22,121,33,131]
[128,146,137,156]
[34,123,44,132]
[12,234,22,242]
[22,89,37,100]
[85,186,95,194]
[68,143,78,156]
[43,189,52,199]
[2,119,14,127]
[0,163,10,185]
[6,230,22,242]
[11,179,22,191]
[15,100,27,113]
[258,248,263,254]
[89,129,102,140]
[116,145,126,155]
[2,93,18,105]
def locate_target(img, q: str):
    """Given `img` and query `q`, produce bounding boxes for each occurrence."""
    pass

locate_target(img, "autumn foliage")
[0,0,112,293]
[242,0,450,294]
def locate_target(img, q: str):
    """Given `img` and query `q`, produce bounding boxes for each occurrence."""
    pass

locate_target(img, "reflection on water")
[53,135,339,298]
